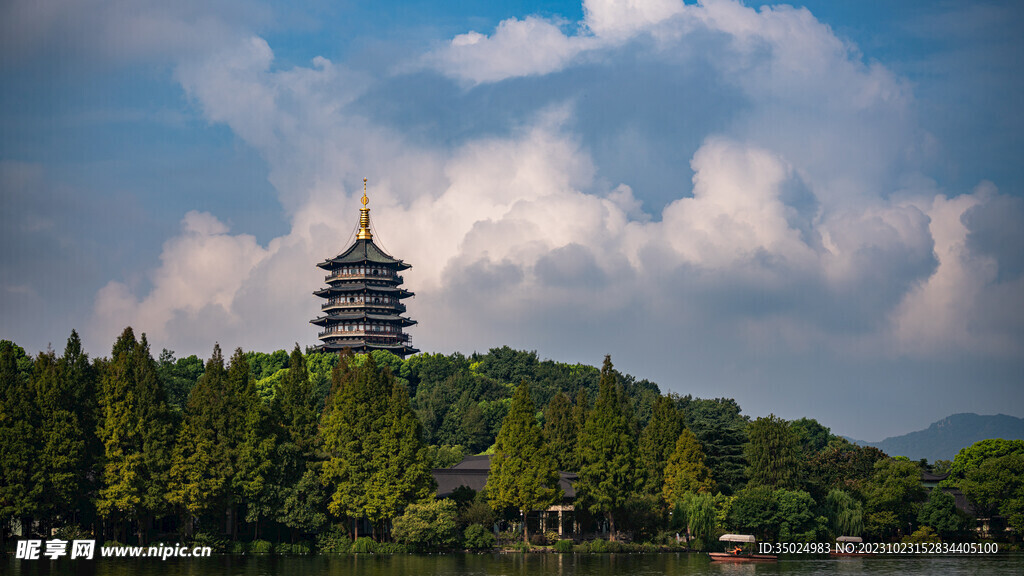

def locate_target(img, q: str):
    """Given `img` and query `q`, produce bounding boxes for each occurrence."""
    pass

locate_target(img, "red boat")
[708,534,778,563]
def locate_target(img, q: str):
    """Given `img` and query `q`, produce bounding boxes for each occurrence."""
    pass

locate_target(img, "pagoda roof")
[316,342,420,356]
[317,239,410,270]
[309,312,417,327]
[312,283,412,297]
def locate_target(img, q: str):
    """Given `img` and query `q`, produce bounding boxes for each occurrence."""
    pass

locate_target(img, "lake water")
[6,552,1024,576]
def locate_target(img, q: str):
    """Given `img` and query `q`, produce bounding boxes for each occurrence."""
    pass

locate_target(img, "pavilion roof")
[317,239,410,270]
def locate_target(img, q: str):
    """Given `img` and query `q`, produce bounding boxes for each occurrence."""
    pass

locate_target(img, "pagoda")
[310,179,419,357]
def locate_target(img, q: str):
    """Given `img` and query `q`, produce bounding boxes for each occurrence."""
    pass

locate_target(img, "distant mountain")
[848,413,1024,462]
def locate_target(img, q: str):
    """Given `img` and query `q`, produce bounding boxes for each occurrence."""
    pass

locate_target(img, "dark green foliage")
[917,488,968,538]
[863,458,926,540]
[463,524,496,549]
[96,329,174,543]
[273,345,328,535]
[157,349,203,412]
[728,486,777,539]
[543,392,576,471]
[807,438,887,495]
[0,339,40,528]
[790,418,832,455]
[488,381,562,543]
[391,498,460,551]
[553,538,574,552]
[576,356,641,541]
[639,395,685,494]
[943,439,1024,487]
[245,349,290,381]
[958,452,1024,523]
[321,354,434,536]
[679,396,748,494]
[745,414,801,490]
[31,349,87,533]
[427,444,467,469]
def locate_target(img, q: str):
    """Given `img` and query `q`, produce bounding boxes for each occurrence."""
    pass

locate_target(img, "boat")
[831,535,872,557]
[708,534,778,563]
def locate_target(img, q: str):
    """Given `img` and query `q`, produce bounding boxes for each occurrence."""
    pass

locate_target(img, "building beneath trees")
[311,180,419,357]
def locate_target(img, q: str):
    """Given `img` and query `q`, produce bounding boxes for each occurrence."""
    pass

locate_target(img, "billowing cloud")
[0,0,1003,438]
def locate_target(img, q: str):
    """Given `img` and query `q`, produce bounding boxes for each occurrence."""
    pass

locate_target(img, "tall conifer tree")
[577,356,640,541]
[639,395,685,494]
[31,350,87,534]
[274,345,327,536]
[96,328,173,544]
[489,381,562,543]
[321,354,388,538]
[543,392,576,471]
[0,340,39,543]
[662,429,715,504]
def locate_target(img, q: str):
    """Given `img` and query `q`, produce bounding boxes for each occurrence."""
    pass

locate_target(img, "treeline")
[1,329,1019,552]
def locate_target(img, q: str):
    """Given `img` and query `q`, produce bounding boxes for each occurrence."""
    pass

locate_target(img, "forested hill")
[850,413,1024,462]
[159,345,664,461]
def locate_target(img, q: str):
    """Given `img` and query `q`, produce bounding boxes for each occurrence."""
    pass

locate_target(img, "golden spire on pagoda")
[357,177,372,240]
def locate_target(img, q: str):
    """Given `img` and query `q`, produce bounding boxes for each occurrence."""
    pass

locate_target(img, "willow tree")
[577,356,640,541]
[489,381,562,543]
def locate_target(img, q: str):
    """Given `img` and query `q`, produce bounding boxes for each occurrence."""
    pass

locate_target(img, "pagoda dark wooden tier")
[311,195,418,358]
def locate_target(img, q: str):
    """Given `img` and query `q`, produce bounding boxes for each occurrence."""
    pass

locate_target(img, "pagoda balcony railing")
[321,300,405,312]
[326,270,402,282]
[318,328,410,342]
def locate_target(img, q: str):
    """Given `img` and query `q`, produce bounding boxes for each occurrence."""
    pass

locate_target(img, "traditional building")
[310,180,419,357]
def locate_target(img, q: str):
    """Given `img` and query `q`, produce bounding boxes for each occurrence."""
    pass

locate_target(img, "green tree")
[663,428,715,504]
[680,397,748,494]
[917,488,967,539]
[958,452,1024,523]
[728,486,777,540]
[807,438,887,495]
[157,349,203,412]
[577,356,641,541]
[943,439,1024,488]
[322,354,434,539]
[0,340,40,543]
[825,489,863,537]
[775,490,825,542]
[488,381,562,543]
[273,345,328,537]
[864,458,926,540]
[96,328,174,544]
[676,492,716,548]
[745,414,801,490]
[639,395,685,494]
[368,380,436,532]
[31,349,87,535]
[572,386,589,469]
[391,497,460,551]
[790,418,832,455]
[543,392,576,471]
[167,345,230,531]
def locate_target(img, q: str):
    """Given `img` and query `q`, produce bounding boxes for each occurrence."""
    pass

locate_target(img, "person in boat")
[732,546,743,555]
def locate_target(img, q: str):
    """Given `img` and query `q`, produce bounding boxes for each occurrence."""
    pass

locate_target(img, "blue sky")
[1,0,1022,441]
